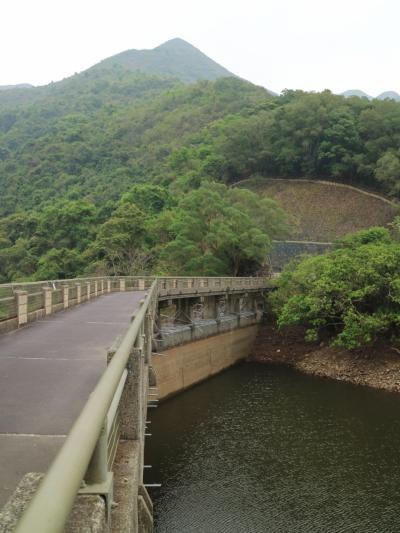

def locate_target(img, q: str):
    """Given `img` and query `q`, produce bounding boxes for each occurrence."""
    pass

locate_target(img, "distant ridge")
[93,38,236,83]
[341,89,372,99]
[0,84,33,91]
[377,91,400,101]
[342,89,400,101]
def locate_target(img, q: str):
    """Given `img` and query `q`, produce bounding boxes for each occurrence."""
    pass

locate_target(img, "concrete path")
[0,291,144,508]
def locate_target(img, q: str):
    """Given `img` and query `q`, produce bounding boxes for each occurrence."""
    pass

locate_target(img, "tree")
[156,183,287,275]
[35,248,85,280]
[88,203,150,275]
[375,151,400,194]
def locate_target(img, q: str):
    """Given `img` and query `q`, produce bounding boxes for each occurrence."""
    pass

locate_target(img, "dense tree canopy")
[271,227,400,349]
[0,182,287,281]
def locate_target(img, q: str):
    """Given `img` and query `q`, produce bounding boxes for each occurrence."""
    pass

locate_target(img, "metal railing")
[9,275,269,532]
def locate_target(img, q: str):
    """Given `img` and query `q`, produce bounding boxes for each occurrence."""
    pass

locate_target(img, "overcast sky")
[1,0,399,95]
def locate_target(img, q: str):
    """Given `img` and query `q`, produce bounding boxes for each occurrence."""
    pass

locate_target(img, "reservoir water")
[145,363,400,532]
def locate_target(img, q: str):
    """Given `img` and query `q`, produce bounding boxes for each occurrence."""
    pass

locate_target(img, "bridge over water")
[0,276,269,532]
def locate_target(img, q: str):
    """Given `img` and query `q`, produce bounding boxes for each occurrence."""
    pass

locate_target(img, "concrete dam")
[0,276,269,532]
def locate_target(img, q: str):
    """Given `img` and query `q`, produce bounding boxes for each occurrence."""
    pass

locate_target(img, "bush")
[271,228,400,349]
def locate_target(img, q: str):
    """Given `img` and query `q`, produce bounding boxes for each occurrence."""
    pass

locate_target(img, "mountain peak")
[95,38,235,83]
[155,37,194,49]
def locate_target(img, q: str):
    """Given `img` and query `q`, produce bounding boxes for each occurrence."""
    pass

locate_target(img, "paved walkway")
[0,291,143,507]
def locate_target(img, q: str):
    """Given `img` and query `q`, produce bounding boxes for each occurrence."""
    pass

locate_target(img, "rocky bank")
[250,324,400,393]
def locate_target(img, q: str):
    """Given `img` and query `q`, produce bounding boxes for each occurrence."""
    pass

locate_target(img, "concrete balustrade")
[0,276,270,337]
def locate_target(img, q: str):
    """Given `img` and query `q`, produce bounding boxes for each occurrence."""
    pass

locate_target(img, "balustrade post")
[101,280,104,294]
[42,287,53,315]
[86,282,91,300]
[15,290,28,326]
[94,281,98,298]
[76,283,81,304]
[120,278,126,292]
[107,280,111,293]
[139,278,145,291]
[63,285,69,309]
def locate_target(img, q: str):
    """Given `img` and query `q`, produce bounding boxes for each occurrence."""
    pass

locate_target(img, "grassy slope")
[241,178,399,241]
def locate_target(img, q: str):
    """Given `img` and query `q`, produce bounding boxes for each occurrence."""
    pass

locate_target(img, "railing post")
[94,281,98,298]
[80,419,113,522]
[107,280,111,293]
[15,290,28,326]
[86,282,91,300]
[84,421,108,485]
[42,287,52,315]
[139,278,145,291]
[120,279,126,292]
[101,280,104,294]
[63,285,69,309]
[76,283,81,304]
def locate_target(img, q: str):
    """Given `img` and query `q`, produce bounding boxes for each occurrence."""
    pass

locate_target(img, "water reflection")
[146,363,400,533]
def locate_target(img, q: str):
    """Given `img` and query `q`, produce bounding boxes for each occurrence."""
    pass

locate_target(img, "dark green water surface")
[145,363,400,532]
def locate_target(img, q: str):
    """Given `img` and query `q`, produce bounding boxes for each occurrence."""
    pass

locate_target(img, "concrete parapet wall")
[0,473,108,533]
[157,313,259,351]
[153,325,259,400]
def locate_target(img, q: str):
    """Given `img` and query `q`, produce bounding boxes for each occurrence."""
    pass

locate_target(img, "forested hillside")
[1,39,400,282]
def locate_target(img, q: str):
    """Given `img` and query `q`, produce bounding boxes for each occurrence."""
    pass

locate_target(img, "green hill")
[0,76,267,216]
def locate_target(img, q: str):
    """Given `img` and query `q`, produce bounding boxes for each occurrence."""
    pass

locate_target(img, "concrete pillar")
[175,298,191,324]
[42,287,52,315]
[94,281,98,297]
[101,280,104,294]
[76,284,81,304]
[120,279,126,292]
[138,278,145,291]
[107,280,111,293]
[63,285,69,309]
[86,282,91,300]
[202,295,217,319]
[15,291,28,326]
